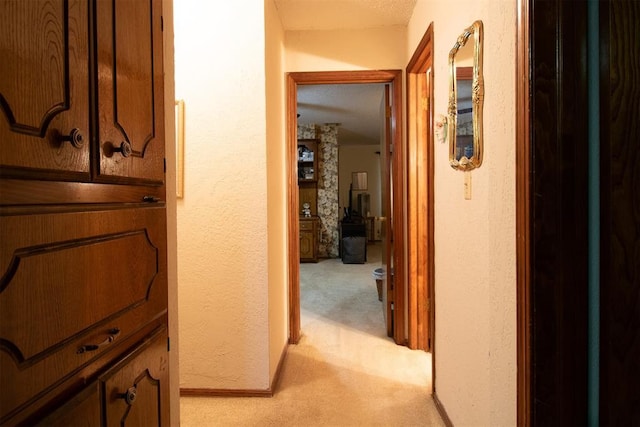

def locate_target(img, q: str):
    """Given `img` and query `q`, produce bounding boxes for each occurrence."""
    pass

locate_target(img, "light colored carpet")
[180,243,444,426]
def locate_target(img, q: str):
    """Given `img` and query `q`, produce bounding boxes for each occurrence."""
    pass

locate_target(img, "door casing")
[286,70,405,345]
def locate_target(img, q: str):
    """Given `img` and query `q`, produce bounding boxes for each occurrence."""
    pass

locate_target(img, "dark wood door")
[529,0,639,424]
[0,0,90,180]
[530,0,589,424]
[95,0,165,185]
[599,1,640,424]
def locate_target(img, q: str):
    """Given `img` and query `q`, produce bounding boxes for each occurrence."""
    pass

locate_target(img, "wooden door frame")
[405,23,434,354]
[516,0,531,425]
[287,70,405,345]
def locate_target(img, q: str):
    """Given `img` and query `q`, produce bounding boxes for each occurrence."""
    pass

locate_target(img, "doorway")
[297,82,387,335]
[286,70,405,346]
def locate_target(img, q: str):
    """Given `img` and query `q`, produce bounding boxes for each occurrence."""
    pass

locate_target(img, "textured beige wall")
[408,1,517,425]
[339,145,382,217]
[285,27,407,71]
[175,0,270,390]
[172,1,516,415]
[264,0,289,384]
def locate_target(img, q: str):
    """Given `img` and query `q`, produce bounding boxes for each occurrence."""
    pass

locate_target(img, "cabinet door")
[95,0,165,185]
[102,327,169,427]
[300,230,314,260]
[0,0,90,180]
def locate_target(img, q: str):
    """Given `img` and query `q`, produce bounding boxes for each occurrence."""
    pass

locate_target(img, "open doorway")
[286,70,405,346]
[296,82,387,335]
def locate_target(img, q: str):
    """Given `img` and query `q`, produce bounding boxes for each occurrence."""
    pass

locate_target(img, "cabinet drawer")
[300,220,315,231]
[0,207,167,422]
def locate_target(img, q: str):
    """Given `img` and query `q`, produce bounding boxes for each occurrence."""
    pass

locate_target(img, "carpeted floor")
[180,242,444,426]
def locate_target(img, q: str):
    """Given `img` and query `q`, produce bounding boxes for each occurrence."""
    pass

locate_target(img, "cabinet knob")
[121,386,137,405]
[114,141,133,158]
[60,128,85,148]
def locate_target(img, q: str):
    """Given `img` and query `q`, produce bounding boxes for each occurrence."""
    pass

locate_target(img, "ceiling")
[274,0,418,145]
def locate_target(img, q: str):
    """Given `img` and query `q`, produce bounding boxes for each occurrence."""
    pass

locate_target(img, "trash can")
[372,268,384,301]
[342,236,366,264]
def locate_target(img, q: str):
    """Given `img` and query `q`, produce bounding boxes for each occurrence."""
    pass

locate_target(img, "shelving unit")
[298,139,319,262]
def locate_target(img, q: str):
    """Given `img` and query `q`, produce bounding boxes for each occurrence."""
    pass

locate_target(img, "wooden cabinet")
[298,139,319,262]
[298,139,318,216]
[0,0,168,425]
[300,217,319,263]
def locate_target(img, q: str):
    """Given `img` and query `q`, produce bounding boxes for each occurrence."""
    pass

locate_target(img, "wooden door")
[529,1,590,423]
[380,84,393,336]
[406,23,434,351]
[599,1,640,424]
[528,1,640,424]
[0,0,90,180]
[95,0,165,185]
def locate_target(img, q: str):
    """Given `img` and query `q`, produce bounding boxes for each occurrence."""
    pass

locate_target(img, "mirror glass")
[448,20,484,171]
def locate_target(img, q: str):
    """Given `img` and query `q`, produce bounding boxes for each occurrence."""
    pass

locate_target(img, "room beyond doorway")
[286,70,406,346]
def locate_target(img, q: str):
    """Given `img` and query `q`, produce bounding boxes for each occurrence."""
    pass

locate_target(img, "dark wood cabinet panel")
[0,207,168,422]
[599,1,640,424]
[0,0,90,180]
[299,217,319,262]
[96,0,165,185]
[36,383,101,427]
[530,0,589,424]
[101,327,169,427]
[0,0,168,424]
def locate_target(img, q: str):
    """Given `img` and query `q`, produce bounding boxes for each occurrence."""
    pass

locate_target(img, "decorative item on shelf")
[304,167,314,180]
[302,202,311,217]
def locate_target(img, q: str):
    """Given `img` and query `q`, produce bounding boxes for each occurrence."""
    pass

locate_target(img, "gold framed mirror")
[448,20,484,171]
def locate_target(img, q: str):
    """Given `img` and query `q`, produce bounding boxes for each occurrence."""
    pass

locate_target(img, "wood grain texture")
[95,0,165,185]
[515,0,531,424]
[530,0,589,424]
[0,0,91,178]
[0,208,167,422]
[406,22,434,352]
[0,1,168,423]
[599,1,640,424]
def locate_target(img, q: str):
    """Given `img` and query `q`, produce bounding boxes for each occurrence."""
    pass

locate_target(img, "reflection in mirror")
[448,20,484,171]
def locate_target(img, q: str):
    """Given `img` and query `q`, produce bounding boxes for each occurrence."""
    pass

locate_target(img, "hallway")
[180,244,443,426]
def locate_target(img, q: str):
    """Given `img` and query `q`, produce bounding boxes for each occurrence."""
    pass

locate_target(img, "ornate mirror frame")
[448,20,484,171]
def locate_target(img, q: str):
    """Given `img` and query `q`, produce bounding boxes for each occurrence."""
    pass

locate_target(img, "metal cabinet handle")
[114,141,132,157]
[120,386,137,405]
[60,128,85,148]
[76,327,121,354]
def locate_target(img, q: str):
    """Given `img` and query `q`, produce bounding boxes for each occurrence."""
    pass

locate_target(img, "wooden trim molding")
[287,74,301,344]
[286,70,406,346]
[433,392,454,427]
[180,388,273,398]
[516,0,531,425]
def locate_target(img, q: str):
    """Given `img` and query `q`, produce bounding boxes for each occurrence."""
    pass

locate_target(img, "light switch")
[464,171,472,200]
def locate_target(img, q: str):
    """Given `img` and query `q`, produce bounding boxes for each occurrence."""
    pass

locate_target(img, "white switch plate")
[464,171,472,200]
